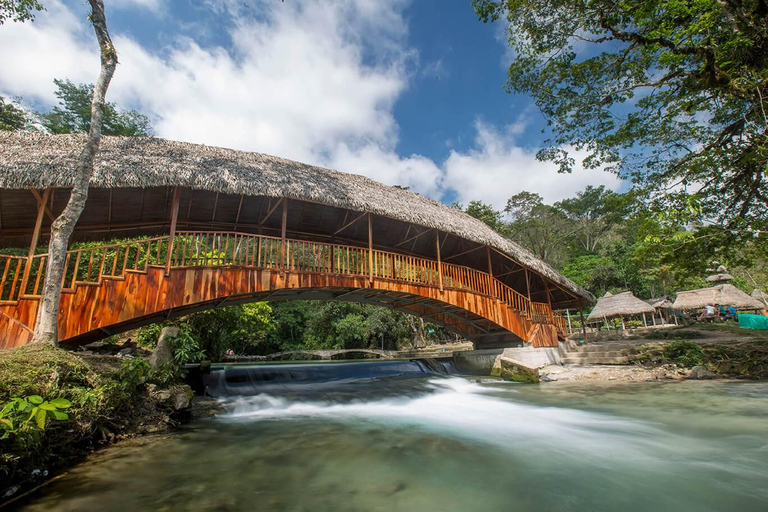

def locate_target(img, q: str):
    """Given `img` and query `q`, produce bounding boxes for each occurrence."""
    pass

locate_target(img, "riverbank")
[0,345,193,503]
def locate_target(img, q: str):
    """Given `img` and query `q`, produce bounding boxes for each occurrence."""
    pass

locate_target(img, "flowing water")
[20,360,768,511]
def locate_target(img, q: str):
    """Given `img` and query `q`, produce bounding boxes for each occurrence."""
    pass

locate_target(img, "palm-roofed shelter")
[751,289,768,309]
[672,284,765,312]
[0,132,592,350]
[645,296,676,325]
[586,291,655,330]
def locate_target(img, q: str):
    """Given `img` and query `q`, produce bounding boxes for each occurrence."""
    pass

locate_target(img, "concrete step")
[567,344,633,353]
[561,356,630,365]
[562,350,628,359]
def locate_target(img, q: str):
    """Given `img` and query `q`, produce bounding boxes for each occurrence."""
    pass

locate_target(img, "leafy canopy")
[43,78,153,137]
[0,96,28,131]
[473,0,768,229]
[0,0,44,24]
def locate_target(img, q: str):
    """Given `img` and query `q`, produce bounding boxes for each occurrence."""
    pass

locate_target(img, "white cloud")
[443,121,623,209]
[109,0,165,13]
[0,0,622,204]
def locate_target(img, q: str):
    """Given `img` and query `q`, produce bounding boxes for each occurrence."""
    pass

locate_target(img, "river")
[19,360,768,511]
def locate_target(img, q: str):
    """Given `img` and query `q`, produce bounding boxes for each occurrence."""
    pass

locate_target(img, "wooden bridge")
[0,133,592,351]
[0,230,567,349]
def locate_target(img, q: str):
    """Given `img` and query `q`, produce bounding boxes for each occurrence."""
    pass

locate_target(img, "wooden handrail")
[0,230,560,329]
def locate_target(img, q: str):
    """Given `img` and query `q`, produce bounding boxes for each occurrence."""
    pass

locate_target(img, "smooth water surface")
[21,364,768,512]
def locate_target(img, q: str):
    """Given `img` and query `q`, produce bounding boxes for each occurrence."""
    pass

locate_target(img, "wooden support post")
[579,309,587,342]
[642,312,647,328]
[486,246,493,297]
[165,187,182,276]
[652,312,657,326]
[525,269,531,301]
[280,199,288,272]
[544,280,553,323]
[368,214,374,285]
[566,309,572,334]
[621,317,626,330]
[436,230,444,292]
[21,188,51,294]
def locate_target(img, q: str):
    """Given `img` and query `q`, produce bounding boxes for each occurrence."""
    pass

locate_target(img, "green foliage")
[0,96,28,131]
[473,0,768,230]
[42,78,153,136]
[0,0,43,24]
[662,341,705,368]
[186,302,274,359]
[170,324,205,365]
[0,395,71,439]
[463,200,504,231]
[135,323,163,350]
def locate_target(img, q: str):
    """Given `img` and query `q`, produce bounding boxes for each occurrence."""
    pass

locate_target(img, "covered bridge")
[0,133,592,350]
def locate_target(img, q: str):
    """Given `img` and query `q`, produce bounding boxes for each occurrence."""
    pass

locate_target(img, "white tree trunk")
[30,0,117,345]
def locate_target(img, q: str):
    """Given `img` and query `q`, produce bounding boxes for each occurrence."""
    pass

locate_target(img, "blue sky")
[0,0,622,209]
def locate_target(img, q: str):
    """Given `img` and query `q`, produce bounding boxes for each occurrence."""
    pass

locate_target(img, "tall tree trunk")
[30,0,117,345]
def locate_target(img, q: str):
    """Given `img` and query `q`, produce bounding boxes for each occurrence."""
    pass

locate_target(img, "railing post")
[21,188,51,296]
[165,187,181,277]
[435,230,443,292]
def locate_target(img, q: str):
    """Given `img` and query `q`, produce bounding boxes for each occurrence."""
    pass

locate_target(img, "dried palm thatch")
[705,273,734,283]
[751,289,768,308]
[0,132,592,302]
[673,284,764,311]
[646,297,674,309]
[586,291,655,323]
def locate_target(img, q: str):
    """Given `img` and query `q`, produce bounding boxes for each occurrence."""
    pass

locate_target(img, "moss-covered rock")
[498,357,540,383]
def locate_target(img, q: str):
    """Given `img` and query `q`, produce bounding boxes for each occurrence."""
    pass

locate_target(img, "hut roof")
[586,291,655,323]
[0,132,592,303]
[705,273,734,283]
[751,289,768,308]
[672,284,765,311]
[646,297,674,309]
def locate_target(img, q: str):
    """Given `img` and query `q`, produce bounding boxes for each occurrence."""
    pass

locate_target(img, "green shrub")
[135,323,163,350]
[662,340,704,367]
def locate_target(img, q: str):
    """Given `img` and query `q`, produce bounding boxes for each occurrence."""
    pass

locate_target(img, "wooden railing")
[0,231,562,333]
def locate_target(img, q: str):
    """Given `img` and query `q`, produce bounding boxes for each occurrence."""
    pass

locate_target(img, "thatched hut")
[705,273,734,283]
[751,289,768,308]
[587,291,656,330]
[672,284,765,312]
[646,296,676,325]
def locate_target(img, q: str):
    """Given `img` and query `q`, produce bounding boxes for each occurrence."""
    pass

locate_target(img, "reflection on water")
[20,366,768,512]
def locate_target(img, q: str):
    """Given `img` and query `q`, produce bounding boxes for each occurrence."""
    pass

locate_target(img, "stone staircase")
[558,341,633,365]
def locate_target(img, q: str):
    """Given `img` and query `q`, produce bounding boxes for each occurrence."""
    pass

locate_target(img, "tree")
[0,0,43,24]
[473,0,768,230]
[0,96,27,131]
[30,0,118,345]
[43,78,153,136]
[555,185,628,253]
[504,192,573,265]
[462,200,504,231]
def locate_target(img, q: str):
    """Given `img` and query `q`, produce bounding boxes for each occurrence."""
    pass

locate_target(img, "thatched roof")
[0,132,592,303]
[646,297,674,309]
[586,291,655,323]
[673,284,765,311]
[751,289,768,308]
[705,273,734,283]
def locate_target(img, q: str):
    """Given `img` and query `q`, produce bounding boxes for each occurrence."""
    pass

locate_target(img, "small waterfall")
[204,359,457,397]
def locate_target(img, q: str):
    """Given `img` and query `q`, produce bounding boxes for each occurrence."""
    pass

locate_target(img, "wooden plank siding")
[0,231,564,349]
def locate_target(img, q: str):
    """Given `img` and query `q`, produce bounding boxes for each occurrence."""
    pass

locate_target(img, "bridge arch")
[0,133,592,350]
